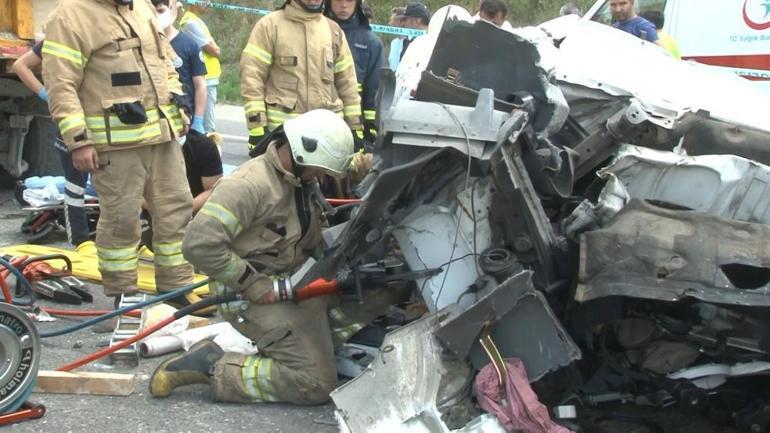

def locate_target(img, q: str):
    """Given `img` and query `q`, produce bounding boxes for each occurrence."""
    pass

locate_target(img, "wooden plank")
[11,0,34,40]
[33,371,136,396]
[187,315,212,329]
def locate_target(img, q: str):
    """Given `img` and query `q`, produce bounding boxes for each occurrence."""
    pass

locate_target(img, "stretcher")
[0,244,210,296]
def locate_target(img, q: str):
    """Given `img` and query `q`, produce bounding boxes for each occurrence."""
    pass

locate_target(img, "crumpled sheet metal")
[577,199,770,306]
[552,19,770,131]
[332,307,501,433]
[597,145,770,225]
[436,271,581,381]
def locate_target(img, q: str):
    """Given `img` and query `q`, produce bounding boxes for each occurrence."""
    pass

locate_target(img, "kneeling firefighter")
[150,109,354,404]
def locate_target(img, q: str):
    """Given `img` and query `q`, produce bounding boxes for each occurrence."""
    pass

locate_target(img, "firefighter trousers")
[91,140,194,296]
[212,295,337,405]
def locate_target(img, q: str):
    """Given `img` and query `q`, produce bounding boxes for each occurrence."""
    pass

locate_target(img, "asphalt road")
[0,105,338,433]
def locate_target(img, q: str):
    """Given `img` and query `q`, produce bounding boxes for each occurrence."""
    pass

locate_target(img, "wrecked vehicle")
[296,8,770,433]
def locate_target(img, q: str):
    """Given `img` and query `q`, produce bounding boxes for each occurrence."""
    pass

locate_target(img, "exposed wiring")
[0,256,35,306]
[39,278,208,338]
[470,179,482,277]
[431,102,474,310]
[419,253,484,299]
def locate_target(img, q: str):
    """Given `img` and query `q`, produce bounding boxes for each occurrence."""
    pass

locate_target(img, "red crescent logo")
[743,0,770,30]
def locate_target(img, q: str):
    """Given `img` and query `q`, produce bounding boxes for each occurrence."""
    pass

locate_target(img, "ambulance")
[584,0,770,93]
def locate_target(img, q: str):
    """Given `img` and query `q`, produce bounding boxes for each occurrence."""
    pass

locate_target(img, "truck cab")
[584,0,770,94]
[0,0,61,181]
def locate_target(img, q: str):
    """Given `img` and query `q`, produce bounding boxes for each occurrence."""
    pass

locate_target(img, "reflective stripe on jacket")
[240,1,361,136]
[183,142,325,302]
[42,0,185,152]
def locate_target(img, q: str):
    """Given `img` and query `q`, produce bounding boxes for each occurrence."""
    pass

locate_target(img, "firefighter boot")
[150,339,224,398]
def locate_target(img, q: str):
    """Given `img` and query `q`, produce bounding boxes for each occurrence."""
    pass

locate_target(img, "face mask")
[157,10,173,30]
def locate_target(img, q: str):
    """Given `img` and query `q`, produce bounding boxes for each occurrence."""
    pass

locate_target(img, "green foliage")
[199,0,597,103]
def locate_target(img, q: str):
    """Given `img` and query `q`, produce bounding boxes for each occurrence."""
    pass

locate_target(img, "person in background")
[478,0,508,28]
[559,2,582,16]
[388,7,406,70]
[393,2,430,69]
[154,0,207,135]
[325,0,385,147]
[12,42,96,255]
[473,0,514,31]
[239,0,362,156]
[362,3,373,21]
[641,10,681,60]
[153,0,222,212]
[180,0,221,133]
[609,0,660,44]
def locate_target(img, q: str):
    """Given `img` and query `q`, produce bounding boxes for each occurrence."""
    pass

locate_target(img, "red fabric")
[474,358,573,433]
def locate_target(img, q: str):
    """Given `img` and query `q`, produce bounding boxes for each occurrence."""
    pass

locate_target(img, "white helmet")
[284,109,355,177]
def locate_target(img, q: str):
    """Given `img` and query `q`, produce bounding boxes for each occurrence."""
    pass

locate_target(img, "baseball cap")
[397,3,430,21]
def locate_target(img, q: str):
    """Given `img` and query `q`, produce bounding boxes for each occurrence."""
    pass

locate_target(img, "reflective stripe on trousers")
[241,355,280,402]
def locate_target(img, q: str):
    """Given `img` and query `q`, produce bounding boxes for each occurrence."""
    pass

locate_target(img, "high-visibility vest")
[180,11,222,80]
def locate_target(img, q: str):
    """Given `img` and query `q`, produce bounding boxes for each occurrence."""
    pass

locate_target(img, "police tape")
[184,0,428,37]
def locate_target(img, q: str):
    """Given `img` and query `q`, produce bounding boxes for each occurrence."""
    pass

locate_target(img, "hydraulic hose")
[0,257,36,306]
[40,278,209,338]
[56,292,232,372]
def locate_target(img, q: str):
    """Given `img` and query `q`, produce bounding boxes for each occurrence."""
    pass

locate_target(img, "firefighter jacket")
[240,0,362,136]
[337,14,384,126]
[42,0,186,153]
[183,142,325,303]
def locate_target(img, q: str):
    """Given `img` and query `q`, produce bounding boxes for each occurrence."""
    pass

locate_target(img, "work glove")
[348,151,373,184]
[37,88,48,102]
[248,127,266,158]
[190,116,205,134]
[352,129,366,152]
[211,280,248,317]
[171,93,193,119]
[364,119,377,139]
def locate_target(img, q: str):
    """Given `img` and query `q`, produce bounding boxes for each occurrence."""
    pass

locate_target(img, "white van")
[584,0,770,93]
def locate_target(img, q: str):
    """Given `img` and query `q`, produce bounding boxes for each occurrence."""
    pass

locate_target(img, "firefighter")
[42,0,194,299]
[149,109,354,404]
[325,0,385,147]
[240,0,362,156]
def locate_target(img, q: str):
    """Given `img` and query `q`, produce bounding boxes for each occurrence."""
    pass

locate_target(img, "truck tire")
[22,116,62,178]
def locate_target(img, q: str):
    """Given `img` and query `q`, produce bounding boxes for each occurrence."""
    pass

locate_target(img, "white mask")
[157,10,173,30]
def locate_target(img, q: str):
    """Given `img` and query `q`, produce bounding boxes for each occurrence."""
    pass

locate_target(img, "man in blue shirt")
[153,0,222,213]
[153,0,207,132]
[610,0,660,44]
